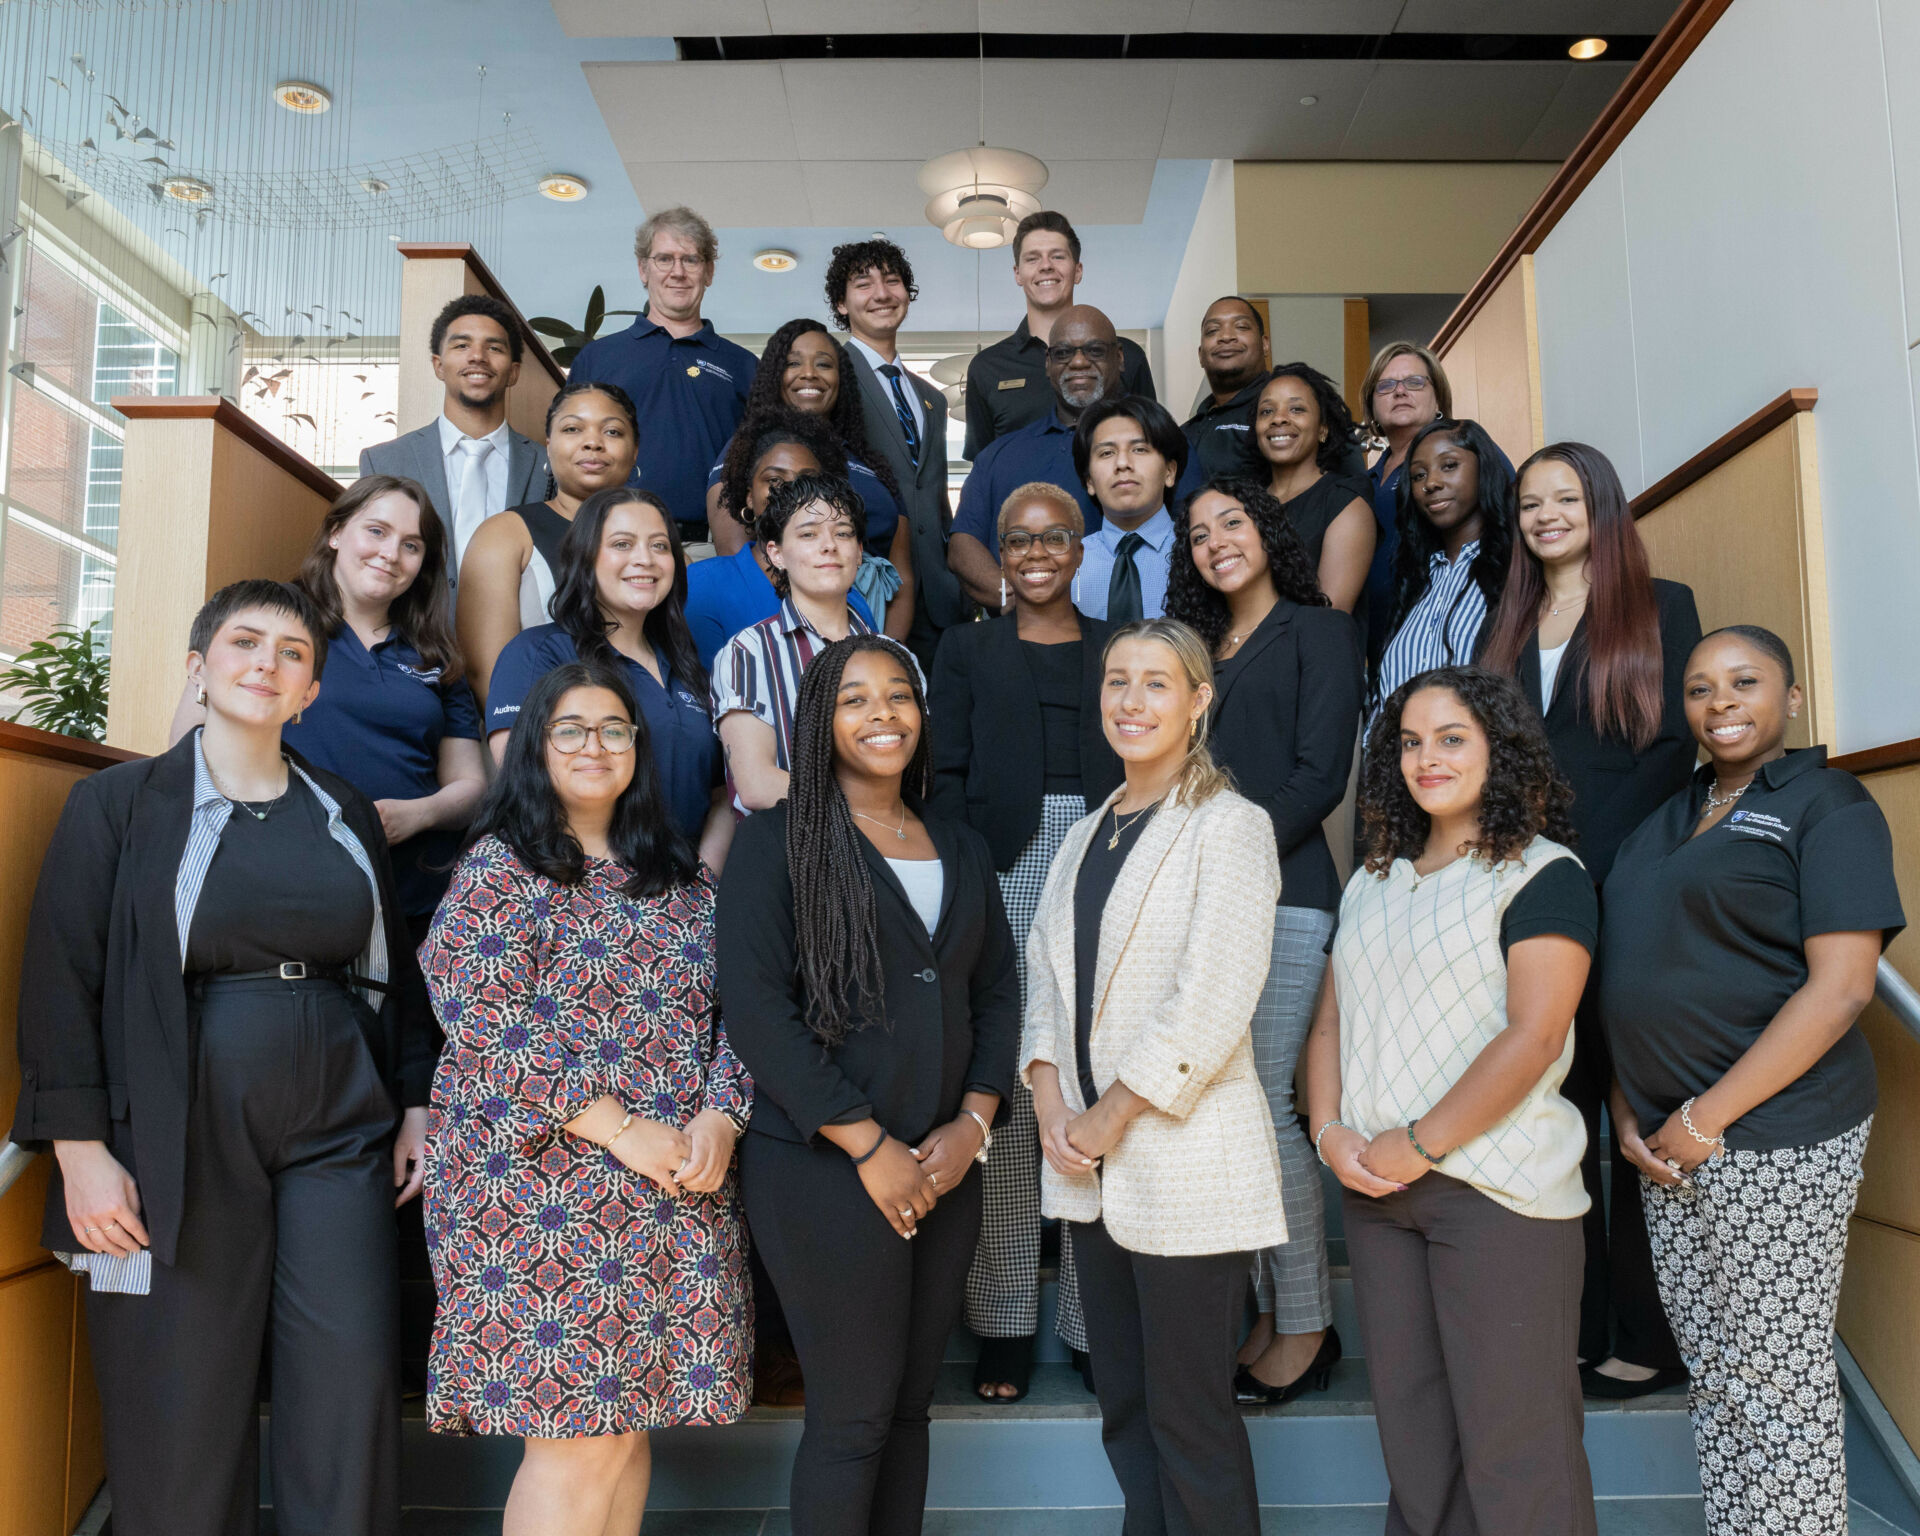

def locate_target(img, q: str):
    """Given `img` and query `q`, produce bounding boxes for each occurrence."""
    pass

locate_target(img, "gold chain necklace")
[1107,803,1153,851]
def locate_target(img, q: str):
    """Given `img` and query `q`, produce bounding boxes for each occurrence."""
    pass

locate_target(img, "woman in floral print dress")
[422,658,750,1535]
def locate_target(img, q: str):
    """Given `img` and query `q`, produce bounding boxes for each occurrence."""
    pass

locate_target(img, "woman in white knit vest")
[1023,619,1286,1536]
[1304,664,1601,1536]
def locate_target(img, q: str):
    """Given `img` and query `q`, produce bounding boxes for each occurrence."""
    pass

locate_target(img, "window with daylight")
[0,238,179,660]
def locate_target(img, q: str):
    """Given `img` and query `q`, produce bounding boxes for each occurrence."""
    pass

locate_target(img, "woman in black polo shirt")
[1601,625,1904,1536]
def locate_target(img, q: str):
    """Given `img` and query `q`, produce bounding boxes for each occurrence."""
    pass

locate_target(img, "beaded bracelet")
[850,1127,889,1166]
[1407,1122,1444,1166]
[1313,1119,1354,1166]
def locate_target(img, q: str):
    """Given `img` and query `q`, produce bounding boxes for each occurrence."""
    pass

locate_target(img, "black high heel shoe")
[1234,1327,1342,1406]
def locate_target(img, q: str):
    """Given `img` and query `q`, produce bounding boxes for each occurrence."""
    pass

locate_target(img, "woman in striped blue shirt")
[1371,417,1515,713]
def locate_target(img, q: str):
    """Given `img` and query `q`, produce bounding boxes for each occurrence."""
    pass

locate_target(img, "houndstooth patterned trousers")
[1640,1117,1870,1536]
[965,794,1088,1350]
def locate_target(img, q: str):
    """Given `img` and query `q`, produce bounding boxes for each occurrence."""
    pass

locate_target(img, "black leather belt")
[192,962,387,992]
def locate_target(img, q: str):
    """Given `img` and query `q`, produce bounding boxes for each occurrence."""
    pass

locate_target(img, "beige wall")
[1435,256,1544,468]
[397,251,562,445]
[1160,160,1240,420]
[1234,162,1555,297]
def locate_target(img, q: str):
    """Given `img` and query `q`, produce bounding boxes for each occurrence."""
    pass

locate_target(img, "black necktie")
[1107,532,1146,624]
[879,363,921,468]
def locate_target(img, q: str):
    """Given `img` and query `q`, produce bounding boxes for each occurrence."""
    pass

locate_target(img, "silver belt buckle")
[278,962,307,981]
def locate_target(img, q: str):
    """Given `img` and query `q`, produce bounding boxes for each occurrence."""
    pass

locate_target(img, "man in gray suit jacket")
[359,295,549,584]
[829,239,971,670]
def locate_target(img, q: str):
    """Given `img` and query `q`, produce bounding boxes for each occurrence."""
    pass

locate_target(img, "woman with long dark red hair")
[1480,440,1701,1401]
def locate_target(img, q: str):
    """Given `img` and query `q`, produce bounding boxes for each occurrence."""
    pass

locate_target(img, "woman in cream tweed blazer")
[1020,618,1285,1536]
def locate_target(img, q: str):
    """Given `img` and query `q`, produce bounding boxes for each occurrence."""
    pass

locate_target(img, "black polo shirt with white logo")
[962,317,1155,460]
[1599,747,1904,1151]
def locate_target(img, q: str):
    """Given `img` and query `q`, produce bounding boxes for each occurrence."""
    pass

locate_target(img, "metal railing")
[0,1138,34,1200]
[1878,957,1920,1047]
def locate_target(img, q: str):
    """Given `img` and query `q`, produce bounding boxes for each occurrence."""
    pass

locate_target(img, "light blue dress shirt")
[1074,506,1176,621]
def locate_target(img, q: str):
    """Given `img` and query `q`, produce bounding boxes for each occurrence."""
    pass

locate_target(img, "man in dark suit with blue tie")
[358,295,547,587]
[830,238,971,669]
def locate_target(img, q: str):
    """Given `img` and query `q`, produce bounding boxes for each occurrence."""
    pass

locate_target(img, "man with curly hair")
[828,238,968,667]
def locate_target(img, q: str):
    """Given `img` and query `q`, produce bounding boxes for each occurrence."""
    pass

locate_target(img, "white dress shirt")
[848,334,926,441]
[437,414,512,571]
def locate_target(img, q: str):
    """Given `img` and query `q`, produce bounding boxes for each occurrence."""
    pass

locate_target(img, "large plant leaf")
[0,621,109,742]
[585,284,606,340]
[527,315,577,339]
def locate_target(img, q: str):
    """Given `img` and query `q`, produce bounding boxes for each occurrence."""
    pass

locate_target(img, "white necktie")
[451,438,495,575]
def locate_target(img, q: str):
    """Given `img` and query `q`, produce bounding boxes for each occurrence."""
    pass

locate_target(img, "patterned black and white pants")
[1640,1117,1870,1536]
[965,794,1088,1350]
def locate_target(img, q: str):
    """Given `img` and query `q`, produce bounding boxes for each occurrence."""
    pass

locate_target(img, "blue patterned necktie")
[879,363,921,469]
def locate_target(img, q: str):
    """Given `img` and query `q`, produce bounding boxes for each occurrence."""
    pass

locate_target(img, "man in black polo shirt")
[1182,295,1273,481]
[962,211,1155,460]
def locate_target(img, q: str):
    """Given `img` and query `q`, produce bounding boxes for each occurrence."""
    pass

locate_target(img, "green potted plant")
[0,621,111,742]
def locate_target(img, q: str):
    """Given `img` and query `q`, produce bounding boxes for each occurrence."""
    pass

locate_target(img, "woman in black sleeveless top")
[457,380,641,707]
[1253,362,1375,613]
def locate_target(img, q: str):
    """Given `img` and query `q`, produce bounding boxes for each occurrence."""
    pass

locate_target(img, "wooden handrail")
[1630,388,1818,520]
[396,243,568,388]
[1832,739,1920,776]
[0,718,143,770]
[111,395,343,502]
[1432,0,1737,354]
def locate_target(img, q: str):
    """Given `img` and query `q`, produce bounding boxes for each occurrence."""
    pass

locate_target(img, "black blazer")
[715,804,1020,1146]
[1207,598,1364,912]
[10,733,436,1265]
[927,615,1126,869]
[1519,577,1702,888]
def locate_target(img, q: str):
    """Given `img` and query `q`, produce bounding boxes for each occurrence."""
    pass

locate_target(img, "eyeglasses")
[1046,341,1115,366]
[547,721,637,754]
[1375,374,1432,396]
[646,254,708,274]
[1001,526,1077,556]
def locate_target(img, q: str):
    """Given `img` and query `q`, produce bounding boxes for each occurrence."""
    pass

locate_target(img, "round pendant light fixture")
[273,79,332,114]
[162,175,214,204]
[918,146,1049,250]
[752,248,800,273]
[537,172,590,202]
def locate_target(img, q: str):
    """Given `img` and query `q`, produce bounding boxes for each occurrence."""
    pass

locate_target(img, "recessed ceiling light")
[1568,37,1608,60]
[274,79,332,114]
[162,175,213,204]
[1300,95,1319,106]
[538,172,590,202]
[753,248,800,274]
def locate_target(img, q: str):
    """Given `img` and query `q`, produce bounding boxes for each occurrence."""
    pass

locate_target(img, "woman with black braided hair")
[1305,664,1599,1535]
[717,634,1019,1536]
[1166,475,1363,1406]
[704,319,917,641]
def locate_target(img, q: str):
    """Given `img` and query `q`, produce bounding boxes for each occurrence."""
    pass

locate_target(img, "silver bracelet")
[964,1108,994,1166]
[1679,1097,1726,1152]
[1314,1119,1354,1166]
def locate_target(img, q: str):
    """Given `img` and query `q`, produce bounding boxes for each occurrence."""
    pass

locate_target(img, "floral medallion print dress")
[421,836,752,1436]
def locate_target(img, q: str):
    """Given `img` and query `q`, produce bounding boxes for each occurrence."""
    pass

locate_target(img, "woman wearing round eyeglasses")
[929,482,1126,1402]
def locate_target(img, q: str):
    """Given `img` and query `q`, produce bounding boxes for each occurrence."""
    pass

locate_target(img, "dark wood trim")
[1432,0,1737,353]
[0,718,143,770]
[1631,388,1819,519]
[1832,738,1920,777]
[110,396,344,501]
[396,242,568,387]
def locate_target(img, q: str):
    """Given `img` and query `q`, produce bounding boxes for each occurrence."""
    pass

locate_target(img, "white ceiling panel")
[799,161,932,224]
[553,1,770,37]
[1341,61,1571,158]
[585,61,798,161]
[980,0,1195,32]
[766,0,976,31]
[1186,0,1404,32]
[1517,62,1631,159]
[624,160,814,224]
[1032,160,1158,222]
[781,60,982,159]
[1395,0,1681,33]
[982,60,1178,160]
[1161,59,1373,158]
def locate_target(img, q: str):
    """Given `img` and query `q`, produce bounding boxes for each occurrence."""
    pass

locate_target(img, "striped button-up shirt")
[709,599,922,815]
[1374,541,1489,720]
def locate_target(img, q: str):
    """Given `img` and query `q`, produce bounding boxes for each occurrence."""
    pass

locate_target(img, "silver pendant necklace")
[853,805,908,841]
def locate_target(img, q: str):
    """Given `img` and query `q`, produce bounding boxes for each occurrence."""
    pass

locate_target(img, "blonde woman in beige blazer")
[1022,619,1284,1536]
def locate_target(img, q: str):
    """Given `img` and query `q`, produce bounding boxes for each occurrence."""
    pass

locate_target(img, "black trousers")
[1343,1175,1597,1536]
[738,1130,982,1536]
[1071,1217,1258,1536]
[1564,990,1682,1369]
[86,976,401,1536]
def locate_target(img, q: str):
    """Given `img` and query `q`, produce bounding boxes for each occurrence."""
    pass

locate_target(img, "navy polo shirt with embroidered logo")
[1599,746,1906,1151]
[568,316,757,529]
[281,627,481,917]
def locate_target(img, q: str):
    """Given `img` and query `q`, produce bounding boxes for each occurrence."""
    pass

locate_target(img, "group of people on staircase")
[9,201,1903,1536]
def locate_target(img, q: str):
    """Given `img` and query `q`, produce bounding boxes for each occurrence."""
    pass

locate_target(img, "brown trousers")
[1343,1172,1598,1536]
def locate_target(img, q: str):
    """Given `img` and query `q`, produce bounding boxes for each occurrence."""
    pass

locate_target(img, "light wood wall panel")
[396,245,564,445]
[1852,760,1920,1236]
[0,1263,80,1536]
[1840,1218,1920,1450]
[1434,256,1543,468]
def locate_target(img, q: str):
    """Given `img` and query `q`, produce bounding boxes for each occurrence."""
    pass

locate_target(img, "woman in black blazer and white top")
[1481,441,1702,1396]
[1166,474,1363,1404]
[717,633,1020,1536]
[929,480,1124,1401]
[10,580,435,1536]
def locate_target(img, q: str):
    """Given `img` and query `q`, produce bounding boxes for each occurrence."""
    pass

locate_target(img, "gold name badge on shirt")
[998,377,1026,390]
[686,365,702,377]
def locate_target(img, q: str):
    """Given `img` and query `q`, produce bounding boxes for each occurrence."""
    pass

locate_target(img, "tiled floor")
[380,1498,1911,1534]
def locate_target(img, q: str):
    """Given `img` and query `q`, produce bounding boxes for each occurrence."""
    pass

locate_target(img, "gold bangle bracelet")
[606,1111,634,1148]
